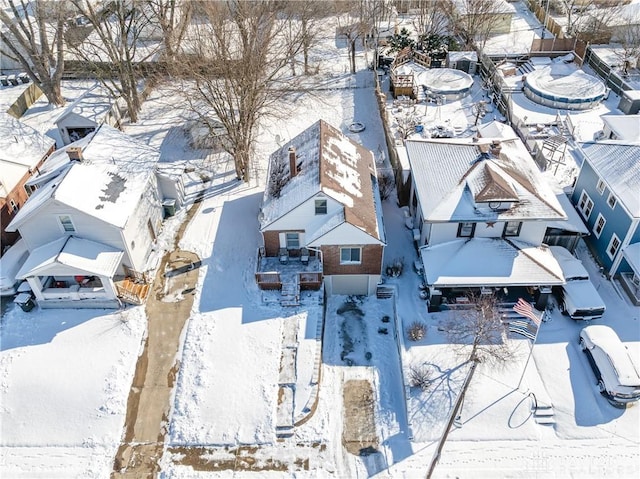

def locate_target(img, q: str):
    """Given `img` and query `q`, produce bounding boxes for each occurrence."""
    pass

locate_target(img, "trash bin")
[14,292,35,312]
[162,199,176,218]
[415,124,424,133]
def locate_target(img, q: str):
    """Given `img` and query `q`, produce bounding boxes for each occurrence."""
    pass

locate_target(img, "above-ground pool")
[523,65,607,110]
[416,68,474,101]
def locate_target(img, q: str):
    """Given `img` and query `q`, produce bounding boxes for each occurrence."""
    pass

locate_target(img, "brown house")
[259,120,386,295]
[0,113,55,251]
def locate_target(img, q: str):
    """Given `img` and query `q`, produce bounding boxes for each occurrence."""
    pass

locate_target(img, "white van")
[580,325,640,406]
[0,239,28,297]
[550,246,606,321]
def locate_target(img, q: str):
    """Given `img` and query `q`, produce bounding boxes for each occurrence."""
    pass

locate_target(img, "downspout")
[610,217,639,277]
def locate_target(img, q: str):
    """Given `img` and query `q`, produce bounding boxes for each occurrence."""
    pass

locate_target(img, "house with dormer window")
[405,130,572,309]
[258,120,386,296]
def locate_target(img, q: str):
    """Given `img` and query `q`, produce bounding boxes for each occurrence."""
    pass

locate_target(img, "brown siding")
[262,230,281,257]
[1,145,54,249]
[322,244,383,276]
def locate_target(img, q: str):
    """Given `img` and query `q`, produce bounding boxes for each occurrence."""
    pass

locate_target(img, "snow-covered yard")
[2,3,640,477]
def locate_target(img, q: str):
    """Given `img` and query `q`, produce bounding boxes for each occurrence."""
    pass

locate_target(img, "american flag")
[513,298,542,326]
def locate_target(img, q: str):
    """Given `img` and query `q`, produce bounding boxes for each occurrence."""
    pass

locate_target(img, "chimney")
[67,146,83,162]
[490,140,502,156]
[288,146,298,178]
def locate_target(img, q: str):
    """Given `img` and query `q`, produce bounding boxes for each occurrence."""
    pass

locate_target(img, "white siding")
[266,194,342,232]
[308,223,381,247]
[121,177,163,271]
[426,220,547,246]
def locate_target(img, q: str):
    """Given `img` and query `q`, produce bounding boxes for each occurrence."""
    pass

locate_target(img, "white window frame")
[315,198,327,215]
[340,247,362,265]
[578,190,594,220]
[593,213,606,238]
[285,232,299,249]
[58,214,76,233]
[9,198,18,213]
[596,178,605,195]
[606,233,621,260]
[607,193,617,210]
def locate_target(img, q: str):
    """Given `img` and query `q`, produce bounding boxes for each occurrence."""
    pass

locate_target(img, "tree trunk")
[349,39,357,73]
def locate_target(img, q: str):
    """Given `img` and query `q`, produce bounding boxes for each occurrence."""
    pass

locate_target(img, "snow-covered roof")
[55,84,115,126]
[452,0,516,15]
[623,242,640,272]
[476,120,519,140]
[16,236,123,279]
[7,124,160,231]
[601,115,640,143]
[447,51,478,63]
[579,141,640,217]
[405,137,567,222]
[0,113,55,193]
[260,120,381,241]
[544,175,589,234]
[419,238,564,287]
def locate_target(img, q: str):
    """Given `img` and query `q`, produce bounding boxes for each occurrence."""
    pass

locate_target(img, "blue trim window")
[315,199,327,215]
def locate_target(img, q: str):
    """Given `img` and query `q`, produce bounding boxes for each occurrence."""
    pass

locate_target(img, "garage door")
[330,275,369,296]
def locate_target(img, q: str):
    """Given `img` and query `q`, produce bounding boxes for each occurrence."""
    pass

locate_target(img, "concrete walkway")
[112,193,203,478]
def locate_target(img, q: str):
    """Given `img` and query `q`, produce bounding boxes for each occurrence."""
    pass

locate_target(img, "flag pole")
[514,299,544,390]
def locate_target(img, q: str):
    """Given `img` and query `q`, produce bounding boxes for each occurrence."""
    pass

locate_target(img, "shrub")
[409,363,434,391]
[407,321,427,341]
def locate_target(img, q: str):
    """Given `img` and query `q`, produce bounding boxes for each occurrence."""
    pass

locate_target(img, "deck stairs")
[280,275,300,306]
[116,278,151,305]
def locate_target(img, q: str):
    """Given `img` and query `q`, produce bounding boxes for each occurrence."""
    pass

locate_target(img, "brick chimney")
[490,140,502,156]
[288,146,298,178]
[67,146,83,162]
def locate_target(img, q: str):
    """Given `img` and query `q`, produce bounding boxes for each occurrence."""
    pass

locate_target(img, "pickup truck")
[550,246,606,321]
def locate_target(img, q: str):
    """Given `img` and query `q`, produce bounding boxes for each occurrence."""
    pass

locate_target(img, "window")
[593,213,606,238]
[457,222,475,238]
[340,247,361,264]
[285,232,299,249]
[315,198,327,215]
[578,191,594,220]
[9,199,18,214]
[607,233,621,260]
[58,214,76,232]
[596,179,605,195]
[24,183,37,197]
[503,221,522,237]
[607,193,617,210]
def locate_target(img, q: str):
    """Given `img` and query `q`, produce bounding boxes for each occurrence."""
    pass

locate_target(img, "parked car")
[0,239,28,297]
[549,246,606,321]
[579,325,640,407]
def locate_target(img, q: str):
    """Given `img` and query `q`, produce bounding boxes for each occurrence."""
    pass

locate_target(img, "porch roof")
[16,236,123,279]
[623,242,640,273]
[419,238,564,288]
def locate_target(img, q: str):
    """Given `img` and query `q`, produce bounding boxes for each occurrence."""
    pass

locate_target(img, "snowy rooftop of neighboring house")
[16,235,123,280]
[260,120,382,241]
[405,135,567,222]
[579,141,640,217]
[476,120,519,140]
[0,112,55,193]
[55,83,116,126]
[420,238,564,288]
[544,174,589,234]
[7,124,160,231]
[601,114,640,143]
[623,242,640,272]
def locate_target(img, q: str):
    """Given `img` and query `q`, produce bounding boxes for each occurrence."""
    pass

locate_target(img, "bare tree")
[0,0,69,106]
[68,0,156,123]
[612,15,640,78]
[177,0,307,182]
[412,0,449,40]
[427,292,515,477]
[443,0,510,51]
[334,2,368,74]
[281,1,330,76]
[141,0,193,64]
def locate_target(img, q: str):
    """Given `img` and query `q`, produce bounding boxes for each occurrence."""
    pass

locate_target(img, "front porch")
[619,272,640,306]
[255,248,323,306]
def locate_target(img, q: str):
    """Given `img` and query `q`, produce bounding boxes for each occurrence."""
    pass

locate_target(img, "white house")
[259,120,386,296]
[6,124,183,309]
[406,129,568,309]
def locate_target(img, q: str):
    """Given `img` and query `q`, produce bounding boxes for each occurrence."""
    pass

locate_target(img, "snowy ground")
[2,3,640,477]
